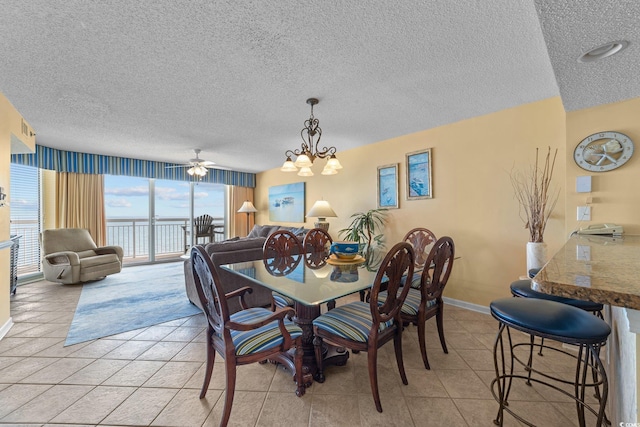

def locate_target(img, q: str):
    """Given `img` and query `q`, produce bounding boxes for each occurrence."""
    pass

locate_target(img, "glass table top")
[222,254,381,306]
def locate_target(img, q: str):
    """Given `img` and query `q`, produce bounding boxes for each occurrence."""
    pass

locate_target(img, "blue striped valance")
[11,145,256,188]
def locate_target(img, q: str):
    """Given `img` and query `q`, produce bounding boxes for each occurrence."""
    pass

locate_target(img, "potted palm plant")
[510,147,559,273]
[338,208,388,270]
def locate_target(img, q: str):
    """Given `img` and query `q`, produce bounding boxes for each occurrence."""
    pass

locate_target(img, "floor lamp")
[237,201,258,236]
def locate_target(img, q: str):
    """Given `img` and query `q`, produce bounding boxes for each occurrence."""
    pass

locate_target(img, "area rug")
[65,262,201,346]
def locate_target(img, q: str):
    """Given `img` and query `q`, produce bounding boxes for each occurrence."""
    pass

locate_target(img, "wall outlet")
[577,206,591,221]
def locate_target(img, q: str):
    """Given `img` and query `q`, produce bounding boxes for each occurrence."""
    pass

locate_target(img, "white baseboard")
[0,317,14,341]
[443,297,490,315]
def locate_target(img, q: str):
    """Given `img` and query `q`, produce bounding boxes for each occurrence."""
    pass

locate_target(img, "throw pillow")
[247,225,262,238]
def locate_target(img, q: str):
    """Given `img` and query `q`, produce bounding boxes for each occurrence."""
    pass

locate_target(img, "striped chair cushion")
[379,287,437,316]
[400,271,422,289]
[312,301,394,343]
[228,307,302,356]
[273,292,295,308]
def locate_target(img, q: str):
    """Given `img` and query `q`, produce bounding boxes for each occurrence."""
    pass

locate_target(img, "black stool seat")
[510,280,604,313]
[491,298,610,344]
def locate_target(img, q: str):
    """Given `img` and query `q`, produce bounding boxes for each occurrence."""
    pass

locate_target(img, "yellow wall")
[0,97,10,328]
[0,93,36,332]
[257,97,567,307]
[565,97,640,234]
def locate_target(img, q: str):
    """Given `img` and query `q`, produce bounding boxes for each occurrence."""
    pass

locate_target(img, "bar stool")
[490,297,610,427]
[510,279,604,318]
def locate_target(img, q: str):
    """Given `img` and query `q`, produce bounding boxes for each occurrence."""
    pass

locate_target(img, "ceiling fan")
[167,149,217,177]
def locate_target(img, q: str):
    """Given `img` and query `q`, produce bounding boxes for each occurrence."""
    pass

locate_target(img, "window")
[9,164,41,278]
[104,175,226,263]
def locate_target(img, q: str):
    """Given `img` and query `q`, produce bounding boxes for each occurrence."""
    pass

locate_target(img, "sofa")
[41,228,124,284]
[183,224,308,313]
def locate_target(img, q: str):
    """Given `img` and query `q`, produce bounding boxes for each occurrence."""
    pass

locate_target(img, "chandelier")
[281,98,343,176]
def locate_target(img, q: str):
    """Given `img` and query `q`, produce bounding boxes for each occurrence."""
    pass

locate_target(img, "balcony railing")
[10,217,225,275]
[106,217,225,260]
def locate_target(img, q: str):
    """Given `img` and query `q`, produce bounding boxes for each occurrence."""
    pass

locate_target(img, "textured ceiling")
[0,1,636,173]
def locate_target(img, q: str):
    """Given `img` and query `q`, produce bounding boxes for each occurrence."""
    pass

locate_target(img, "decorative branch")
[510,147,559,243]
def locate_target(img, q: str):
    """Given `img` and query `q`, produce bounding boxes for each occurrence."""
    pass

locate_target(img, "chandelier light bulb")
[281,157,298,172]
[326,155,343,170]
[321,165,338,175]
[294,154,313,168]
[298,166,314,176]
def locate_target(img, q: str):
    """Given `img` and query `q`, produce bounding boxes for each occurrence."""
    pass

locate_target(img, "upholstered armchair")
[41,228,123,284]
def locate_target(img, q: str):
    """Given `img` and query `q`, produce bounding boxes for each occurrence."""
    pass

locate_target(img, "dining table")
[221,251,381,387]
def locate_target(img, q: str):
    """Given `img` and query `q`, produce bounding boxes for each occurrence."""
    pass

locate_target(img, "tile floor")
[0,274,602,426]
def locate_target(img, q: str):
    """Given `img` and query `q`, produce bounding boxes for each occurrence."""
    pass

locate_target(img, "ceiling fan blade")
[201,161,217,167]
[165,165,189,169]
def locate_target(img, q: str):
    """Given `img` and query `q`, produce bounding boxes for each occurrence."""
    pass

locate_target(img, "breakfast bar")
[531,234,640,424]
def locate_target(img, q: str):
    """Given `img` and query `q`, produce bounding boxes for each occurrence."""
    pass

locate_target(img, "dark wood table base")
[267,301,351,388]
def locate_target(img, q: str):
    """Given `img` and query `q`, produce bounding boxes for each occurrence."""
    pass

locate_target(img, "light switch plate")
[576,176,592,193]
[577,206,591,221]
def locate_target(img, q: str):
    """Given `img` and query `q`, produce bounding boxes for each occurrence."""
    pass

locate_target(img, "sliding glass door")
[153,179,191,260]
[105,175,226,264]
[105,175,151,263]
[191,182,226,246]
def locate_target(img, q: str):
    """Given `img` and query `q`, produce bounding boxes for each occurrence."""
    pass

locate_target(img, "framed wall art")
[268,182,305,222]
[406,148,433,200]
[377,163,399,209]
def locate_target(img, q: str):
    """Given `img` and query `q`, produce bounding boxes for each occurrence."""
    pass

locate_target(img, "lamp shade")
[294,154,313,168]
[281,157,298,172]
[297,166,314,176]
[237,201,258,213]
[307,200,337,219]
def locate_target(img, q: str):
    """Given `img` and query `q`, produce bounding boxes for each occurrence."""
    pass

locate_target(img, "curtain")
[56,172,107,245]
[230,186,255,237]
[12,144,256,187]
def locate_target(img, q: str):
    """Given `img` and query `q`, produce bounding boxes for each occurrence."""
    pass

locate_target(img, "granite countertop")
[531,234,640,310]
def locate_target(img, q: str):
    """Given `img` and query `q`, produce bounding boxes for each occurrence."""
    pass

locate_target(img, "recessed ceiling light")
[578,40,629,63]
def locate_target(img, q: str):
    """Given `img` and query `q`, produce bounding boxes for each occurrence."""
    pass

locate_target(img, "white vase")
[526,242,547,275]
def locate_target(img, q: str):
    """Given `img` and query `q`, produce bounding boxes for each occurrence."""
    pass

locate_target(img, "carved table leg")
[295,301,349,383]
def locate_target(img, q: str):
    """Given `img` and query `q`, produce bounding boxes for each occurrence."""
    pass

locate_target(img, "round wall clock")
[574,131,634,172]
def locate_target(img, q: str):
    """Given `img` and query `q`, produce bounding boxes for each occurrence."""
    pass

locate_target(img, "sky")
[104,175,225,219]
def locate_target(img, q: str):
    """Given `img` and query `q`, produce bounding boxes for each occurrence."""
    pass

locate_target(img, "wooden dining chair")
[190,246,305,426]
[381,236,455,370]
[359,226,436,303]
[303,228,336,310]
[312,242,414,412]
[263,230,302,310]
[302,228,332,268]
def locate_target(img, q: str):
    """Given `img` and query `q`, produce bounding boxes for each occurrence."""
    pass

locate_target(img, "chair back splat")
[263,229,303,308]
[370,243,415,327]
[303,228,332,268]
[422,236,455,302]
[403,227,437,271]
[191,246,229,339]
[263,229,303,277]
